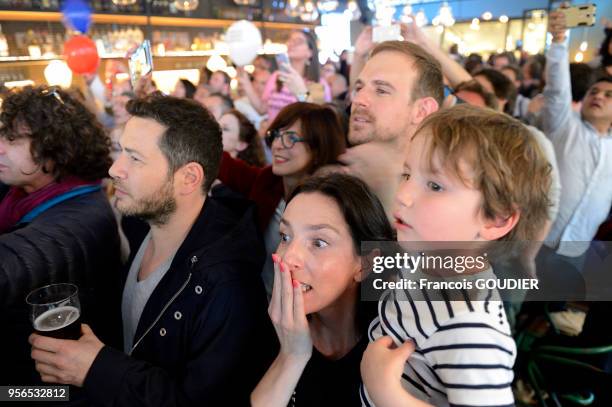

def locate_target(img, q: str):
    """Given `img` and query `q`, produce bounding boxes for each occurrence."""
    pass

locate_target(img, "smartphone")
[372,24,401,43]
[557,3,596,28]
[275,53,290,72]
[129,40,153,88]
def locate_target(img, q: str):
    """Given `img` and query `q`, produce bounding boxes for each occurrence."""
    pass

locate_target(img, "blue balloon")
[61,0,92,34]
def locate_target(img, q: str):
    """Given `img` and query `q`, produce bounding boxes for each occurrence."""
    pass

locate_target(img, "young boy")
[360,104,552,407]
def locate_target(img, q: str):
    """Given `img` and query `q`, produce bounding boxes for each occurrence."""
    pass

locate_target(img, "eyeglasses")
[265,129,305,149]
[41,87,65,105]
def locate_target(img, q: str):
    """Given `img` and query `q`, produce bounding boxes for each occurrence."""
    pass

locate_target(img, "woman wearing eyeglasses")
[217,102,345,297]
[237,29,332,123]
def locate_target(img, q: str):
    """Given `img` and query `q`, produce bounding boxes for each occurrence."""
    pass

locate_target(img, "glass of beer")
[26,283,82,340]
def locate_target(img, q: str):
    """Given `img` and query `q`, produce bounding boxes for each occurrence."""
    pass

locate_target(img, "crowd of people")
[0,8,611,407]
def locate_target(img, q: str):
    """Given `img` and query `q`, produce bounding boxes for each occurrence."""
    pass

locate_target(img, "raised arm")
[399,21,472,88]
[217,151,265,198]
[237,67,268,115]
[541,10,573,136]
[350,26,375,89]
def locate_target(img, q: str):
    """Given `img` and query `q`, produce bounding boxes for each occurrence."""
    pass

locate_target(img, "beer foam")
[34,305,80,331]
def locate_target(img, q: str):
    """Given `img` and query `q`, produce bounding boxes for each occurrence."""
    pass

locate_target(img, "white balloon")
[44,60,73,88]
[226,20,263,67]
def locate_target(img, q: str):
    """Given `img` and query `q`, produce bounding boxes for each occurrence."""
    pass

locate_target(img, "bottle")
[0,24,9,57]
[42,30,55,56]
[169,0,178,15]
[25,29,42,58]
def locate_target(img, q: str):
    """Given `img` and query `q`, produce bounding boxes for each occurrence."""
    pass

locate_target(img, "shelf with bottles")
[0,20,292,63]
[0,9,315,29]
[0,0,227,17]
[0,50,228,63]
[0,10,314,30]
[0,0,184,15]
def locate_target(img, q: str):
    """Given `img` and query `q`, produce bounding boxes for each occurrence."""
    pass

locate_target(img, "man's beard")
[348,125,376,147]
[115,180,177,226]
[348,107,377,146]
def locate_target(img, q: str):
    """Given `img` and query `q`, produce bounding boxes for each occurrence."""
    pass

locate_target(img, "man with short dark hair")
[569,63,596,110]
[0,86,122,385]
[474,67,517,115]
[501,64,531,120]
[202,92,234,121]
[208,70,231,96]
[30,95,272,406]
[454,79,499,110]
[234,70,270,131]
[341,31,443,218]
[492,51,516,70]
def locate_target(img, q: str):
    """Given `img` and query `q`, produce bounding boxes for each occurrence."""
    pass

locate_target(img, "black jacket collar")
[124,196,264,349]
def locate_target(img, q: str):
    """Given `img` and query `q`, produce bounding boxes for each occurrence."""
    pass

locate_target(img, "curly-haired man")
[0,86,122,386]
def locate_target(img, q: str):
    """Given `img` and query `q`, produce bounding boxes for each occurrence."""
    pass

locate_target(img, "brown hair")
[276,30,321,92]
[300,29,321,83]
[413,104,551,242]
[474,68,517,115]
[225,109,266,167]
[454,80,499,110]
[370,41,444,106]
[268,102,346,173]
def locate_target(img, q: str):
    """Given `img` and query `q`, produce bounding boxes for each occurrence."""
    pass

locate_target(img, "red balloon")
[63,35,99,74]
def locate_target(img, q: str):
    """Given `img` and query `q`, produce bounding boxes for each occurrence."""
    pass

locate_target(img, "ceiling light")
[174,0,199,11]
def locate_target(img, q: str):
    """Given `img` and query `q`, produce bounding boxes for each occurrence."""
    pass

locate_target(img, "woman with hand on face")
[217,102,346,297]
[251,174,394,407]
[238,29,332,122]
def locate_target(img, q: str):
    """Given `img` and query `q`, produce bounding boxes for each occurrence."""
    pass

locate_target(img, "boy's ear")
[479,211,520,241]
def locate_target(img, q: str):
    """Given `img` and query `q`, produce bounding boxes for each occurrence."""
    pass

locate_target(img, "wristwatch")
[296,91,310,102]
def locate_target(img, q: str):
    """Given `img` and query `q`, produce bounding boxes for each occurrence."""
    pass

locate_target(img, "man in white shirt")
[542,10,612,261]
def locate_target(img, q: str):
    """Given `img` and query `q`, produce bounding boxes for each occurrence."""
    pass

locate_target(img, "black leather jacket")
[0,183,123,385]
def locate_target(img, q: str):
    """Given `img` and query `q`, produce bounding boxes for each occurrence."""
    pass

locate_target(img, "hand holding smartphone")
[275,52,290,72]
[128,40,153,88]
[557,3,596,28]
[372,24,401,43]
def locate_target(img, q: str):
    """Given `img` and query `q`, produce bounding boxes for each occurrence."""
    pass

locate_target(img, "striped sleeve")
[422,312,516,407]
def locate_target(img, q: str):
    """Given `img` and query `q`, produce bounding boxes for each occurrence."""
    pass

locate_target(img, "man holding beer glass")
[27,283,82,340]
[0,86,122,386]
[30,95,272,406]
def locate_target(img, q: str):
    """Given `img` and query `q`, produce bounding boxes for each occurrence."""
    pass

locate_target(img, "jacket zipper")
[129,256,198,355]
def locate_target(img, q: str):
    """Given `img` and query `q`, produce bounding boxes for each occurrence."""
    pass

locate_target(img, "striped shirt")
[361,267,516,407]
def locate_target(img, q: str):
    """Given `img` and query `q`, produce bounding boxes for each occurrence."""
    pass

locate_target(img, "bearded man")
[30,95,273,406]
